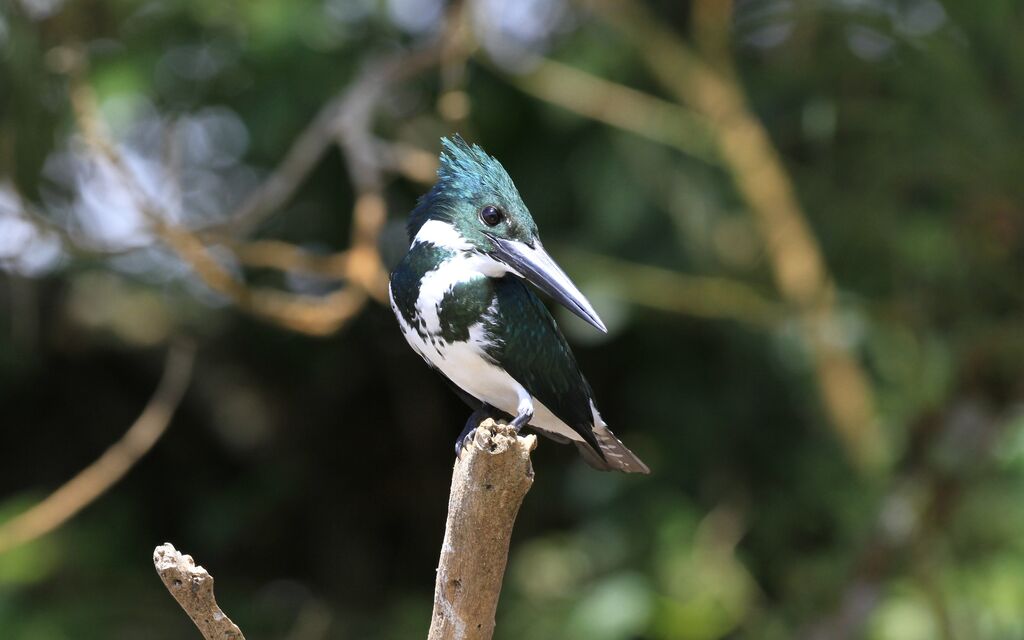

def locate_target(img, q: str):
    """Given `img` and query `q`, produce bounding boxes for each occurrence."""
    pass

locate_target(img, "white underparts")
[415,257,485,337]
[390,222,586,444]
[515,392,534,420]
[414,220,510,278]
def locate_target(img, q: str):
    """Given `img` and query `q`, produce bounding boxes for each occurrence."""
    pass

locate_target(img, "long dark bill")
[489,236,608,333]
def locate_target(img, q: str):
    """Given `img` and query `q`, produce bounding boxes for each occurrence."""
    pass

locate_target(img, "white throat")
[413,219,510,278]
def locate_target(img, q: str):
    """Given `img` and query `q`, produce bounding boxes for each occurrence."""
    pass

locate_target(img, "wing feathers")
[587,425,650,474]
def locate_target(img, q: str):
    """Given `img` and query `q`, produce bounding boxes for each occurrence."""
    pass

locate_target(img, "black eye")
[480,205,504,226]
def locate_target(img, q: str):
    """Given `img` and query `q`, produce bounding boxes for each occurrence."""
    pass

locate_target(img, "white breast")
[393,219,585,442]
[389,279,585,444]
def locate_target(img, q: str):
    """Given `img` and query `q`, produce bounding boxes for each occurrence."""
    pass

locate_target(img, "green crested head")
[402,134,608,334]
[407,134,538,249]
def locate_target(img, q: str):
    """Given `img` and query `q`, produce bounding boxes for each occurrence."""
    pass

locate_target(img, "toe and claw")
[509,409,533,431]
[453,405,533,457]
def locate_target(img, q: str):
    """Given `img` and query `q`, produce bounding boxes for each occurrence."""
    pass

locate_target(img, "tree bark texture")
[428,420,537,640]
[153,543,245,640]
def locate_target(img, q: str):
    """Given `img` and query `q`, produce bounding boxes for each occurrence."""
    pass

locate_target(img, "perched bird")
[389,135,649,474]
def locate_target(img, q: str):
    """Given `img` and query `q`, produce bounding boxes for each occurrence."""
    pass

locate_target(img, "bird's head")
[407,135,606,333]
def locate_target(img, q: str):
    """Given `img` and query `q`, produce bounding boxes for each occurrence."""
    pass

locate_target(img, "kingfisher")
[389,135,649,474]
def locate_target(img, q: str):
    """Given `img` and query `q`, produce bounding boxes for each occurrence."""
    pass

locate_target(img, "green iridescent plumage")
[406,136,537,245]
[389,135,649,473]
[481,276,602,453]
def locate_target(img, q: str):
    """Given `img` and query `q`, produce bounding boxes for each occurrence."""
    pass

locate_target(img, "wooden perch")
[428,420,537,640]
[154,543,245,640]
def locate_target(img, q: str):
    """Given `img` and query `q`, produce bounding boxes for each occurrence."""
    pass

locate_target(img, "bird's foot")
[509,409,534,433]
[455,406,492,458]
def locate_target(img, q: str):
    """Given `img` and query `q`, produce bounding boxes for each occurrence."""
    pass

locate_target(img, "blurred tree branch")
[328,129,784,329]
[43,2,477,334]
[219,45,439,239]
[512,57,718,163]
[429,420,537,640]
[497,12,885,468]
[230,240,351,279]
[580,0,885,471]
[373,138,446,185]
[7,3,880,461]
[154,543,245,640]
[25,7,794,341]
[561,248,784,326]
[58,43,445,335]
[0,340,194,555]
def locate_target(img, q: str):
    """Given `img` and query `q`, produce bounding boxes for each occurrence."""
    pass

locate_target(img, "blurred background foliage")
[1,0,1023,638]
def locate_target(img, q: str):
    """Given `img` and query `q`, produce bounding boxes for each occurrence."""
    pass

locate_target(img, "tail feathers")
[576,425,650,474]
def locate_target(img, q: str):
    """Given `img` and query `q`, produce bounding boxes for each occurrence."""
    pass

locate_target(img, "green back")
[483,276,602,455]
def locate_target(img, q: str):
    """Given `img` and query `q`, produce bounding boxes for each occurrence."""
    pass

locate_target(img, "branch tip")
[153,542,245,640]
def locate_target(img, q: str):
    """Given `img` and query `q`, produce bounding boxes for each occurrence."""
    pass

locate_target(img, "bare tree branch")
[230,240,352,277]
[372,138,441,185]
[560,247,784,326]
[226,43,443,238]
[587,0,886,471]
[429,420,537,640]
[154,542,245,640]
[0,340,195,555]
[510,57,718,163]
[65,65,372,336]
[48,21,467,336]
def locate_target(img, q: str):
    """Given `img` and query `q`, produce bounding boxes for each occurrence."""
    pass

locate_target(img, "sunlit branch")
[0,340,195,555]
[64,57,373,336]
[330,42,457,304]
[560,248,785,326]
[154,543,245,640]
[429,420,536,640]
[231,240,350,278]
[587,0,885,472]
[49,7,473,335]
[224,43,444,239]
[510,57,718,164]
[373,138,440,185]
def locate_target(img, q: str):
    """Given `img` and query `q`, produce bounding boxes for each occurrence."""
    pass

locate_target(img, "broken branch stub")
[153,543,245,640]
[428,420,537,640]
